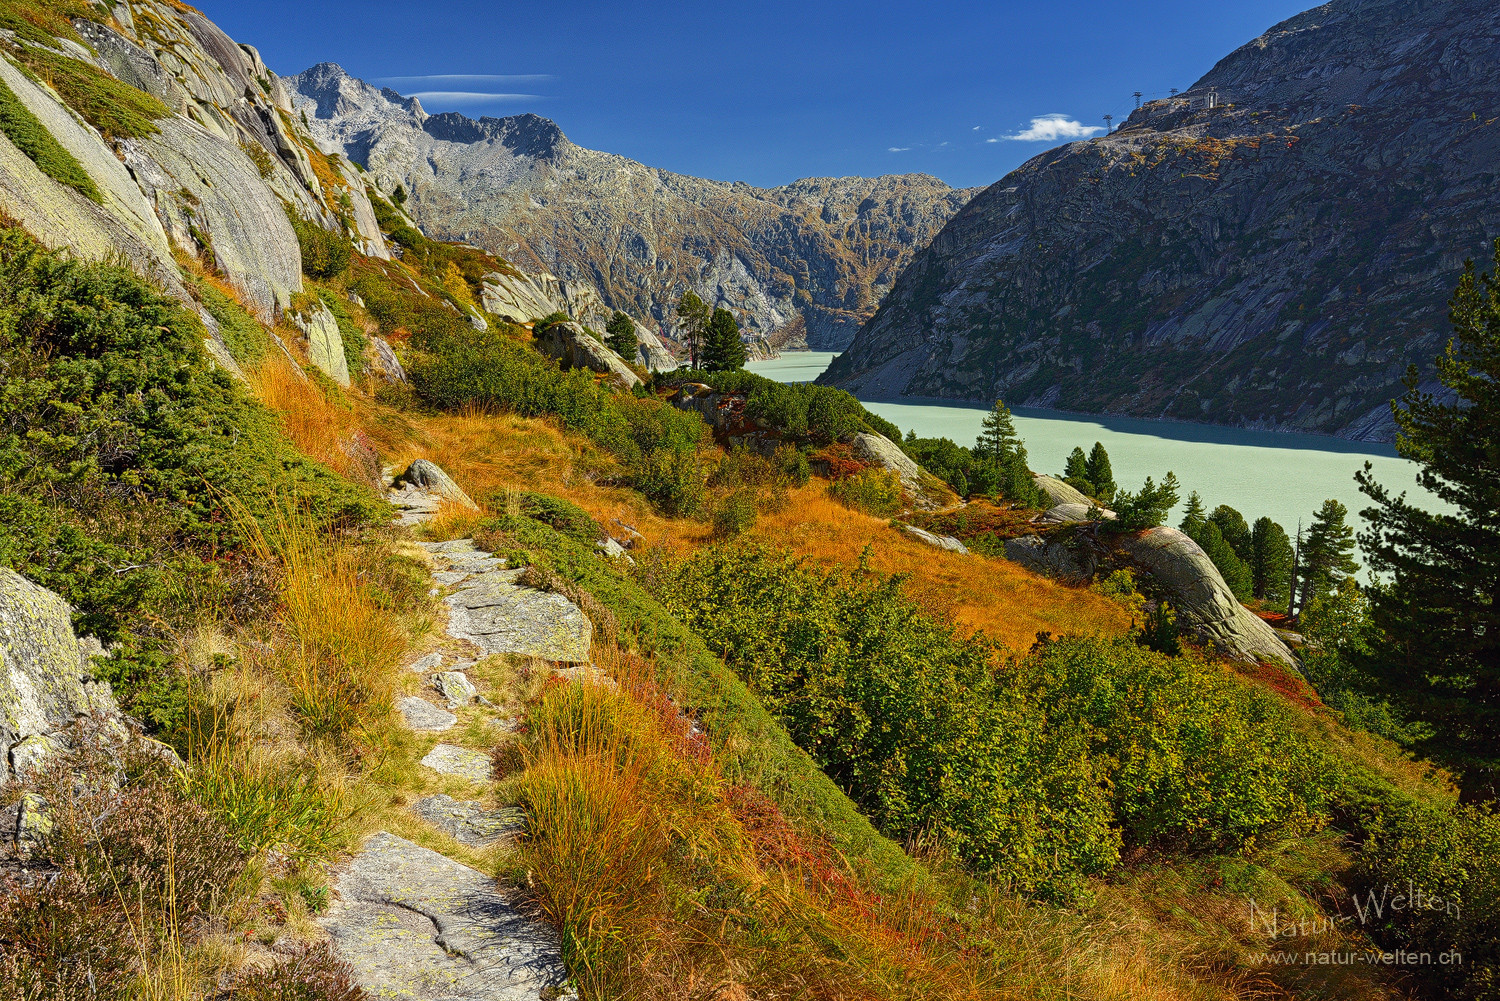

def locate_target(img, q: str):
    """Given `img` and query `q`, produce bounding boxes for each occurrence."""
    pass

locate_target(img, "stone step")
[412,794,525,847]
[321,832,574,1000]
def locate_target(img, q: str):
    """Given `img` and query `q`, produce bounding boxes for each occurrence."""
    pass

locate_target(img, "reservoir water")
[747,352,1443,554]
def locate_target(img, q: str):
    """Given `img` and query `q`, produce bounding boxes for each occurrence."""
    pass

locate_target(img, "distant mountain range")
[288,64,977,350]
[822,0,1500,440]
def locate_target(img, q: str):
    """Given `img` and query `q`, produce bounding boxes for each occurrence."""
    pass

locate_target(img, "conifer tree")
[1063,446,1093,496]
[675,290,711,368]
[1250,517,1295,611]
[702,306,746,372]
[974,400,1042,506]
[1179,491,1207,537]
[1202,521,1253,600]
[1295,499,1359,615]
[604,310,638,362]
[1209,504,1252,559]
[1086,442,1116,502]
[1356,240,1500,792]
[976,399,1021,462]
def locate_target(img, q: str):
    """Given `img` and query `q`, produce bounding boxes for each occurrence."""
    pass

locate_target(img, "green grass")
[0,74,99,201]
[13,45,168,142]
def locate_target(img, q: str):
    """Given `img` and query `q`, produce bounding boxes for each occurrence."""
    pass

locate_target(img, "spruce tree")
[702,306,746,372]
[604,310,638,362]
[1063,446,1093,496]
[675,290,711,368]
[1202,521,1253,600]
[1356,240,1500,792]
[976,399,1021,462]
[1086,442,1116,502]
[1209,504,1252,559]
[1250,517,1294,612]
[1296,499,1359,615]
[975,400,1041,506]
[1179,491,1207,537]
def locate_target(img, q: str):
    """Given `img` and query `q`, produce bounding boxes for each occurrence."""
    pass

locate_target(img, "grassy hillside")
[0,207,1494,1001]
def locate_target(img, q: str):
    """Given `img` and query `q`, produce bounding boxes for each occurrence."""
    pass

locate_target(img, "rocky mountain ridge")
[823,0,1500,440]
[287,63,978,350]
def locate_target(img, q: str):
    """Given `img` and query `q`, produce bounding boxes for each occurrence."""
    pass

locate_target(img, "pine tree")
[1179,491,1207,537]
[1250,517,1294,612]
[701,306,746,372]
[1209,504,1252,559]
[675,291,711,368]
[1202,521,1253,600]
[976,399,1021,462]
[1111,472,1180,531]
[1296,499,1359,615]
[1356,240,1500,793]
[604,310,638,362]
[1086,442,1116,502]
[1063,446,1093,497]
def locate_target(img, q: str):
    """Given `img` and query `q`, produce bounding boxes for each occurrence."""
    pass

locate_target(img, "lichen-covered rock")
[321,832,573,1000]
[397,696,457,732]
[432,671,478,706]
[1039,502,1116,524]
[411,795,523,847]
[1003,534,1093,582]
[1033,475,1092,509]
[291,303,349,386]
[534,321,642,389]
[420,744,493,782]
[901,525,969,554]
[394,459,479,510]
[0,570,119,783]
[125,118,303,320]
[1119,527,1297,667]
[446,574,593,665]
[368,335,407,383]
[850,432,922,494]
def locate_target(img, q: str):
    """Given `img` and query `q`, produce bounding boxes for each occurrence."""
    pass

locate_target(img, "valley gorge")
[288,63,978,351]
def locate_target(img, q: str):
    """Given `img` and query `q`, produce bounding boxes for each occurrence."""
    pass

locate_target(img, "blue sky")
[200,0,1310,190]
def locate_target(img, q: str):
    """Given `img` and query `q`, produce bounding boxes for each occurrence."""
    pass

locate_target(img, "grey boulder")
[412,794,524,847]
[901,525,968,554]
[534,321,641,390]
[0,570,120,784]
[395,459,480,510]
[1119,527,1297,668]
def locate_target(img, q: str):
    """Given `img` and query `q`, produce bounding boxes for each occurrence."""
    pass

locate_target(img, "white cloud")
[972,125,983,131]
[407,91,543,103]
[380,74,554,85]
[887,146,911,152]
[1002,114,1103,142]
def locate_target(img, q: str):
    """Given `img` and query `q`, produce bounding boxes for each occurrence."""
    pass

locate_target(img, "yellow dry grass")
[749,485,1133,652]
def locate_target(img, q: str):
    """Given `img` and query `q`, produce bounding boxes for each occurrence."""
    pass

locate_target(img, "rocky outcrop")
[320,832,574,1000]
[824,0,1500,441]
[290,303,349,385]
[0,2,388,336]
[1034,475,1091,509]
[0,570,119,784]
[534,321,642,389]
[411,795,523,847]
[1004,534,1094,582]
[850,432,922,494]
[288,63,976,350]
[902,526,969,554]
[393,459,479,510]
[1118,527,1296,667]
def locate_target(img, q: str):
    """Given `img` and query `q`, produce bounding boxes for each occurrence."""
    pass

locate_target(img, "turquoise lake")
[746,352,1442,553]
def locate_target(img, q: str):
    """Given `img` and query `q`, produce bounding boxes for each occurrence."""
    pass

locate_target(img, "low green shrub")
[710,488,758,537]
[827,467,902,516]
[647,543,1338,900]
[667,368,894,446]
[518,492,604,545]
[0,75,99,201]
[0,226,377,643]
[13,46,167,141]
[293,219,352,279]
[198,279,270,364]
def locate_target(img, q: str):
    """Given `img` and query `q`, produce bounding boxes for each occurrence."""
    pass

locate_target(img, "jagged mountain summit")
[288,63,978,349]
[822,0,1500,440]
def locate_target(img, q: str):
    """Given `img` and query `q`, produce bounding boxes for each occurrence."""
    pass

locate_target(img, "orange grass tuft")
[747,485,1133,653]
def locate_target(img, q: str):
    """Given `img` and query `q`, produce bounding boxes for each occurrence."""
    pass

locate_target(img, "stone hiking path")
[321,528,600,1000]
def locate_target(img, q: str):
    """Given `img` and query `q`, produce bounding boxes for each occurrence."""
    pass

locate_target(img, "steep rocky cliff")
[288,64,977,350]
[823,0,1500,440]
[0,0,388,337]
